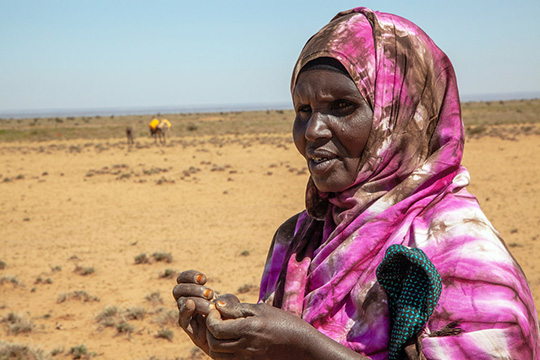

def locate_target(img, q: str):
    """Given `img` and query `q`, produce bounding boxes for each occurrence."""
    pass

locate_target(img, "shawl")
[258,7,540,359]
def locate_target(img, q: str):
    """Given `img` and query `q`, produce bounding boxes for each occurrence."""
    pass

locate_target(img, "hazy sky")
[1,0,539,113]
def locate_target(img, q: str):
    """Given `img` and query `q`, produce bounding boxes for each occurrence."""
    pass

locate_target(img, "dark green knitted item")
[376,244,442,360]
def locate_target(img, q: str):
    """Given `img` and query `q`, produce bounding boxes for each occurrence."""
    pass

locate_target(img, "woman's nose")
[305,112,331,141]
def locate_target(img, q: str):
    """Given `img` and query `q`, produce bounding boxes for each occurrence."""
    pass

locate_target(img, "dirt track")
[1,131,539,359]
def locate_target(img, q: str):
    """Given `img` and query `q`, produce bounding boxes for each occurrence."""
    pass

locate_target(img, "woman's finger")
[206,308,247,340]
[176,269,207,285]
[178,297,196,330]
[215,299,247,320]
[172,283,214,301]
[216,293,240,304]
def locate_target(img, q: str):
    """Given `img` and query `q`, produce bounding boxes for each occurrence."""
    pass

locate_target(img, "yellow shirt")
[149,119,160,130]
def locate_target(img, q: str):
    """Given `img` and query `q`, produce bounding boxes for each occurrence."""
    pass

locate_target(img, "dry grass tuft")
[2,312,34,334]
[0,275,20,286]
[74,265,95,276]
[0,340,51,360]
[154,328,174,342]
[57,290,100,304]
[152,252,173,263]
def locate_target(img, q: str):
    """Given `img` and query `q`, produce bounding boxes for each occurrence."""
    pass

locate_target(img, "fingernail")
[208,303,216,310]
[216,300,226,307]
[195,274,204,283]
[203,289,212,299]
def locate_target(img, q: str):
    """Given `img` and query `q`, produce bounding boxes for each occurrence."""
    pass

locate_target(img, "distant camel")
[126,127,134,148]
[157,119,171,144]
[149,118,171,144]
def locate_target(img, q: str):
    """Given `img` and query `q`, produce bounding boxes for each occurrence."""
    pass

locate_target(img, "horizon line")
[1,91,539,120]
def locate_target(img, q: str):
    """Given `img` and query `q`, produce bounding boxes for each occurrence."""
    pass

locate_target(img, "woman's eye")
[334,100,352,109]
[297,105,312,114]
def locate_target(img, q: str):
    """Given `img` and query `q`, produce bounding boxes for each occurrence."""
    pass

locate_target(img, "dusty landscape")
[1,102,539,359]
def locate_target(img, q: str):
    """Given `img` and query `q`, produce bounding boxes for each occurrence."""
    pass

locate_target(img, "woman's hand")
[205,301,310,359]
[206,300,370,360]
[172,270,216,354]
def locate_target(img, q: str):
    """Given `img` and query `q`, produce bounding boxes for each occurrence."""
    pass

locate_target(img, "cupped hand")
[205,301,310,360]
[173,270,215,353]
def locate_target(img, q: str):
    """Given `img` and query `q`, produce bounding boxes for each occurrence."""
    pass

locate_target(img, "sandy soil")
[1,131,539,359]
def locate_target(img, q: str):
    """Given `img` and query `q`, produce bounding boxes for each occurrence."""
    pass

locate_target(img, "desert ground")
[1,101,539,359]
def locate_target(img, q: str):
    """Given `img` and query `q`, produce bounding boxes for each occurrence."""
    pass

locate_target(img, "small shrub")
[0,260,6,270]
[467,125,487,136]
[2,313,34,334]
[154,328,174,341]
[69,344,94,359]
[153,308,177,327]
[124,306,146,320]
[0,275,20,286]
[152,252,173,263]
[0,341,50,360]
[115,320,134,335]
[134,253,150,264]
[74,265,95,276]
[50,265,62,272]
[95,306,119,327]
[159,268,177,279]
[237,284,257,294]
[57,290,100,303]
[145,292,163,305]
[51,346,64,356]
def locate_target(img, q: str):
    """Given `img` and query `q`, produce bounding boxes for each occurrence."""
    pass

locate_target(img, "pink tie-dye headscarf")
[259,7,539,359]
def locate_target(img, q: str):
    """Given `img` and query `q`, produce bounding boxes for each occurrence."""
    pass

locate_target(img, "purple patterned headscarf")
[259,7,539,359]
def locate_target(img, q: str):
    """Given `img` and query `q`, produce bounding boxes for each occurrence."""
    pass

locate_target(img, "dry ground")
[0,109,539,359]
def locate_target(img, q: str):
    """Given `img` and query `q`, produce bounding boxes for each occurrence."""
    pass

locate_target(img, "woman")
[173,7,539,359]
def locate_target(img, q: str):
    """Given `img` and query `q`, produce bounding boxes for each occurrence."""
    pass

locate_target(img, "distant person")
[173,7,539,359]
[125,126,134,148]
[149,118,161,143]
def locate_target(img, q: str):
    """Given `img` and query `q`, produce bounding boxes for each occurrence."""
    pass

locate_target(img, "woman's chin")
[312,176,353,194]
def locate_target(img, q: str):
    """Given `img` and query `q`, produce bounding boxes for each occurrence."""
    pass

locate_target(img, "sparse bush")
[51,346,64,356]
[57,290,100,303]
[0,260,6,270]
[69,344,95,359]
[0,340,51,360]
[69,145,81,153]
[237,283,257,294]
[152,307,177,327]
[145,292,163,305]
[124,306,146,320]
[2,312,34,334]
[159,268,177,279]
[95,306,119,328]
[74,265,95,276]
[134,253,150,264]
[50,265,62,272]
[154,328,174,341]
[0,275,20,286]
[467,125,487,136]
[115,320,134,335]
[152,252,173,263]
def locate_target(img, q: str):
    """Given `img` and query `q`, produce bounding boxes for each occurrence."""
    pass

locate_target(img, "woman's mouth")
[309,156,337,176]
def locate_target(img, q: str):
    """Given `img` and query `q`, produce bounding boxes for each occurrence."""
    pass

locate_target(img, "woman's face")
[293,69,372,193]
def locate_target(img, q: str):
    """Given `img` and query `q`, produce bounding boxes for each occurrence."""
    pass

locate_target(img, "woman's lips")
[308,156,338,176]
